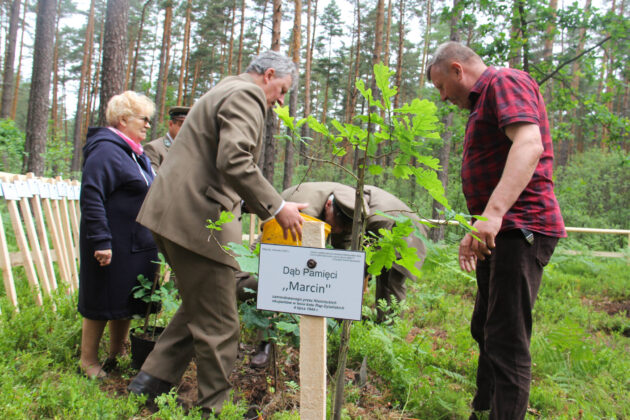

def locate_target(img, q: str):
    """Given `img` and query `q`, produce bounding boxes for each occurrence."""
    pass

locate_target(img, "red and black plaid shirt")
[462,67,566,237]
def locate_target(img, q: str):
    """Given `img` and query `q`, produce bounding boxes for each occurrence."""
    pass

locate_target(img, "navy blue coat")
[78,127,158,320]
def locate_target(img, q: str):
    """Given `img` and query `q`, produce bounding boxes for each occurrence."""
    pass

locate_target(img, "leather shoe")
[127,371,174,403]
[250,341,271,369]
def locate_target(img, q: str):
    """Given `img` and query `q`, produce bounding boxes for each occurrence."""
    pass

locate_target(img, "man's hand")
[94,249,112,266]
[275,202,308,241]
[458,214,502,272]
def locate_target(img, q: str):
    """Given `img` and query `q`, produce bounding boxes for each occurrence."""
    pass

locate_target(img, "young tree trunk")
[71,0,96,173]
[10,0,27,120]
[98,0,129,126]
[428,0,460,242]
[23,0,56,176]
[130,0,152,91]
[150,4,172,137]
[177,0,192,105]
[1,0,20,119]
[261,0,282,184]
[332,2,383,419]
[236,0,246,73]
[283,0,301,191]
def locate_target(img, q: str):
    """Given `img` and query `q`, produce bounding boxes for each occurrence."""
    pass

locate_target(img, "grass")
[0,245,628,419]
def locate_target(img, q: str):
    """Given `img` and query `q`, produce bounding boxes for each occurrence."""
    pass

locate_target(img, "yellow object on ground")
[261,213,331,246]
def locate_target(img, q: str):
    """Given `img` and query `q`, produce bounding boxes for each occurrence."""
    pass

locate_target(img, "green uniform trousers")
[142,234,239,412]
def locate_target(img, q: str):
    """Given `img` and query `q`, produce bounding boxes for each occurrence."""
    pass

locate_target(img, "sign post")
[257,221,365,419]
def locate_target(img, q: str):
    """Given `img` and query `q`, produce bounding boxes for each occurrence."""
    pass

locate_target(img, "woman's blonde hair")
[105,91,155,127]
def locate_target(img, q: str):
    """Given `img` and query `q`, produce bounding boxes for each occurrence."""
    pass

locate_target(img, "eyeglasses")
[133,115,151,124]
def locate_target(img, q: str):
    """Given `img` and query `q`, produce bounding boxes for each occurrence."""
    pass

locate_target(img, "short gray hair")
[426,41,482,82]
[246,50,297,89]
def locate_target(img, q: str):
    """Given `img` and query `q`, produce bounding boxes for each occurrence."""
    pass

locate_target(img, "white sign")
[257,244,365,320]
[28,179,41,196]
[39,182,51,199]
[56,182,68,197]
[49,183,60,200]
[14,180,31,198]
[1,182,20,200]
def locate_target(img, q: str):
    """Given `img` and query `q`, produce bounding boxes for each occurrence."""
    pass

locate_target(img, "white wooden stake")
[299,221,327,420]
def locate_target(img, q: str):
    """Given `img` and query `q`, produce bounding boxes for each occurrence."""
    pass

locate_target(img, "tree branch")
[537,35,611,86]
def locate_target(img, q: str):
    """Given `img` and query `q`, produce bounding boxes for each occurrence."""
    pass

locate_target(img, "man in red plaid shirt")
[427,42,566,419]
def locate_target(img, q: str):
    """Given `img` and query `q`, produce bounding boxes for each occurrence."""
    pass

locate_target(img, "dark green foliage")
[554,147,630,250]
[0,118,26,173]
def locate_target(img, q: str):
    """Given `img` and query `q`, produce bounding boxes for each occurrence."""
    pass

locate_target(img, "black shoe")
[250,342,271,369]
[127,371,175,403]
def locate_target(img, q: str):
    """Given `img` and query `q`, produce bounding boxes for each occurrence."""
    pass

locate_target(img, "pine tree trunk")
[23,0,56,176]
[189,59,200,106]
[151,4,172,137]
[570,0,591,156]
[261,0,282,184]
[87,18,105,131]
[283,0,301,191]
[236,0,246,73]
[1,0,20,119]
[300,0,318,164]
[508,0,522,69]
[227,0,236,74]
[10,0,27,120]
[256,0,268,55]
[50,6,61,139]
[428,0,460,242]
[130,0,152,91]
[99,0,129,126]
[124,36,134,90]
[347,0,360,123]
[383,0,392,66]
[177,0,192,105]
[418,0,431,89]
[71,0,96,173]
[393,0,404,109]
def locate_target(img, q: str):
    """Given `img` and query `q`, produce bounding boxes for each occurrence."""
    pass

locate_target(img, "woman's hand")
[94,249,112,266]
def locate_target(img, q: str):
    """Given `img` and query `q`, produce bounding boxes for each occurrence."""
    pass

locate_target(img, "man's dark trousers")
[470,230,558,420]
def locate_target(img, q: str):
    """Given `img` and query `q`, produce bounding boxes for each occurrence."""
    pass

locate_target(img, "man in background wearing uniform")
[240,181,428,367]
[144,106,190,171]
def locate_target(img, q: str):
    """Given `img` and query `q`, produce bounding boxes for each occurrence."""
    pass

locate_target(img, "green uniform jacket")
[137,73,284,270]
[144,135,170,172]
[281,182,427,280]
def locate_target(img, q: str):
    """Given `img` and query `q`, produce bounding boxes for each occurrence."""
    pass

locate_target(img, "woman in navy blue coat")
[78,91,158,379]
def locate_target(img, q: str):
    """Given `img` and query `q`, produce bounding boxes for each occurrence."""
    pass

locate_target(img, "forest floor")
[98,341,402,419]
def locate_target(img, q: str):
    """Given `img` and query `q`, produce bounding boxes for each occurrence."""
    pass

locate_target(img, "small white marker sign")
[257,243,365,320]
